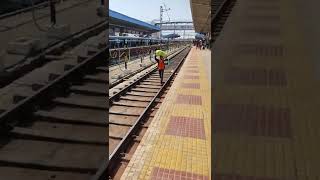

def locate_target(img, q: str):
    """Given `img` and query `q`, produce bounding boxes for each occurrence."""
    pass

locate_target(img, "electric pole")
[160,6,163,38]
[160,4,170,38]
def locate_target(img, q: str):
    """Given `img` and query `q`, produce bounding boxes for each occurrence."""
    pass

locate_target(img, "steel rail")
[91,47,190,180]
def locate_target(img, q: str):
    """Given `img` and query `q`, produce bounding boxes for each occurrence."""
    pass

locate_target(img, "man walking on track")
[155,50,167,84]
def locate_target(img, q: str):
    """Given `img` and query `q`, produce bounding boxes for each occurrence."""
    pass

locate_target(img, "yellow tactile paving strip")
[121,48,211,180]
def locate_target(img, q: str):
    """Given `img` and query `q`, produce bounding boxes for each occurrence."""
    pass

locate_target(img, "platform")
[120,47,211,179]
[212,0,320,179]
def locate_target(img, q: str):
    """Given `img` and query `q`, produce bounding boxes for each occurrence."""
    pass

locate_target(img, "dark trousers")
[159,69,164,83]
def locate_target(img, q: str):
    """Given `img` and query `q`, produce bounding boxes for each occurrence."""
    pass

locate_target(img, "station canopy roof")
[190,0,211,33]
[109,10,160,33]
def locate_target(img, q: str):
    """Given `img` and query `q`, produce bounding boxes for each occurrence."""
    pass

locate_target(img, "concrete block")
[6,37,40,55]
[123,69,132,75]
[85,37,100,49]
[85,37,98,46]
[140,63,147,67]
[111,74,123,79]
[46,24,71,39]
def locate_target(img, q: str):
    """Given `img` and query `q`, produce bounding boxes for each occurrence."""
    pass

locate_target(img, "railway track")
[109,44,167,67]
[0,21,106,88]
[0,0,97,23]
[103,47,191,180]
[0,0,62,20]
[0,47,107,180]
[213,0,236,43]
[0,0,106,88]
[108,43,185,67]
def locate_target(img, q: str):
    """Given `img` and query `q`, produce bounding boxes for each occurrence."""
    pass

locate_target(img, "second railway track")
[109,45,187,88]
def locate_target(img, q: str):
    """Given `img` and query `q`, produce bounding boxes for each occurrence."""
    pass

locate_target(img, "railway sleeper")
[35,108,106,127]
[10,127,106,145]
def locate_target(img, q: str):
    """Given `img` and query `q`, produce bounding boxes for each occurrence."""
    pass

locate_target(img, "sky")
[109,0,193,23]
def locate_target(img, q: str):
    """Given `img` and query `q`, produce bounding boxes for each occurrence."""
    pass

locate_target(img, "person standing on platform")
[155,50,167,84]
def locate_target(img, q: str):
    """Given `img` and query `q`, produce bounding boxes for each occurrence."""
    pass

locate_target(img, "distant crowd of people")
[193,39,209,50]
